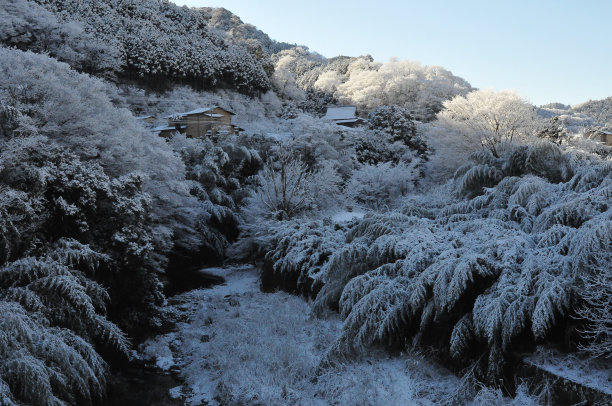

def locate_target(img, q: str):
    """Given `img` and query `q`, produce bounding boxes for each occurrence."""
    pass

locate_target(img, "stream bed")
[105,365,183,406]
[104,268,227,405]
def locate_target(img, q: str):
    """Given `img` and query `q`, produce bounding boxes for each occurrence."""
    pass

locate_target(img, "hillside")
[572,96,612,126]
[4,0,271,92]
[270,48,473,121]
[198,6,296,54]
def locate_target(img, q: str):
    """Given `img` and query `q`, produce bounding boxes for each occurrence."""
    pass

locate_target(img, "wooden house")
[164,106,240,139]
[324,105,365,127]
[586,129,612,146]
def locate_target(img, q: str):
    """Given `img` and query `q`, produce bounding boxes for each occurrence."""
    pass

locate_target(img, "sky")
[177,0,612,106]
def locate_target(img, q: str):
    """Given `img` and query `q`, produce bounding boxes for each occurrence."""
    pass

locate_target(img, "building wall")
[170,108,235,139]
[591,132,612,146]
[209,107,233,125]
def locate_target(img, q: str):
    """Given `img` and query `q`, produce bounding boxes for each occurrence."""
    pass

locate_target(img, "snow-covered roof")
[151,125,174,132]
[135,115,154,120]
[205,113,224,118]
[595,129,612,135]
[182,106,218,116]
[165,106,235,119]
[334,118,362,124]
[324,106,357,121]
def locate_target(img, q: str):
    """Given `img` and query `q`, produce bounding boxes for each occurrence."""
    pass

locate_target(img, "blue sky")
[177,0,611,106]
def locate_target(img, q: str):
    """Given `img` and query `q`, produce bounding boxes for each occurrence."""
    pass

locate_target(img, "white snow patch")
[168,386,183,399]
[331,210,365,223]
[155,355,175,371]
[139,332,176,371]
[197,265,259,296]
[526,347,612,395]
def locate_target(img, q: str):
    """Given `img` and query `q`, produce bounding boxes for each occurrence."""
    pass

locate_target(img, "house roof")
[334,118,362,124]
[165,106,235,119]
[150,124,186,132]
[324,106,357,121]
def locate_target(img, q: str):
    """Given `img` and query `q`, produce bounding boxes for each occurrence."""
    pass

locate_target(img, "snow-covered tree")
[261,219,346,297]
[168,134,263,260]
[421,122,478,184]
[576,246,612,358]
[272,64,306,100]
[437,90,542,156]
[536,116,568,145]
[0,47,242,403]
[248,152,313,221]
[0,299,107,405]
[272,50,472,120]
[572,96,612,126]
[355,105,427,166]
[335,58,472,120]
[0,0,120,76]
[345,162,419,210]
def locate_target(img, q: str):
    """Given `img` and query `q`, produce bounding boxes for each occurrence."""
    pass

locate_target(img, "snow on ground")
[265,132,294,142]
[194,265,260,296]
[140,265,540,405]
[525,347,612,395]
[139,331,177,371]
[331,210,365,224]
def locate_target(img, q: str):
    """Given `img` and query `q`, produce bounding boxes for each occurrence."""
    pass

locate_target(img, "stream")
[105,366,183,406]
[104,268,227,406]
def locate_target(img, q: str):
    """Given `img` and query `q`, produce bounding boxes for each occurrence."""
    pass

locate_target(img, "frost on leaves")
[278,145,612,381]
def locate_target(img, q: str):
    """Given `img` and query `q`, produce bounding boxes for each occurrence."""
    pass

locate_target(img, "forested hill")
[571,96,612,126]
[2,0,272,92]
[270,49,473,121]
[196,6,297,54]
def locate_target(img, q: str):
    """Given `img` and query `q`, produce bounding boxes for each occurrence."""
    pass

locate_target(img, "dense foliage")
[355,105,426,165]
[263,142,611,388]
[0,47,255,404]
[437,90,540,156]
[0,0,120,76]
[169,134,262,259]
